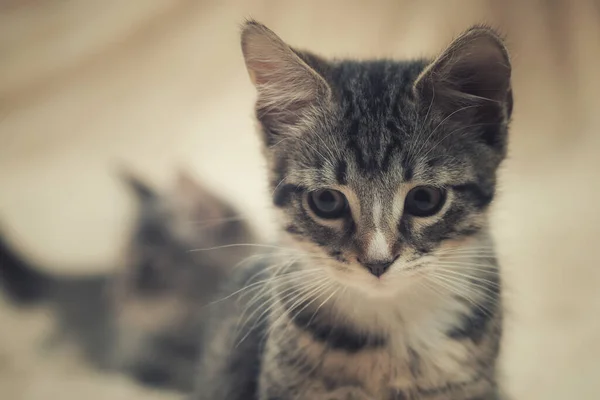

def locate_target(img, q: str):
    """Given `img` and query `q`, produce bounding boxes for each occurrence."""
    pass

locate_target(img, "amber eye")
[308,189,348,219]
[404,186,446,217]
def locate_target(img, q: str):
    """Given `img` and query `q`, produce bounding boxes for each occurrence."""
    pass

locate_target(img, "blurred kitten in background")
[0,169,258,392]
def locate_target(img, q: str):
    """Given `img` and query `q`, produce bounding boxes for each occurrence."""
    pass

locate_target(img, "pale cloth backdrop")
[1,1,599,399]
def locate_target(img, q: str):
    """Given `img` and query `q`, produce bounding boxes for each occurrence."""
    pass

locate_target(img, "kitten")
[194,21,512,400]
[0,169,257,391]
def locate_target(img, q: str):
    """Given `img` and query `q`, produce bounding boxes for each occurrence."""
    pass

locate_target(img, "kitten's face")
[242,22,512,296]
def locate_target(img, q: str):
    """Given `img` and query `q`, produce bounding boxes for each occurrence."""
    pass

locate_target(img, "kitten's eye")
[308,189,348,219]
[404,186,446,217]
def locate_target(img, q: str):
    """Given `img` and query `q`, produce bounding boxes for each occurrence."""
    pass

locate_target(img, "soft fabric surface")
[1,1,599,399]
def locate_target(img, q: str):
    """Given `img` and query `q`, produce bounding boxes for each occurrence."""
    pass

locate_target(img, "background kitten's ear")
[241,20,331,144]
[173,169,229,221]
[174,169,216,204]
[414,25,512,119]
[117,167,156,202]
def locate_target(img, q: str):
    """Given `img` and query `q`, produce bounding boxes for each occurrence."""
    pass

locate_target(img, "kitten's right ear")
[241,20,331,145]
[414,26,512,119]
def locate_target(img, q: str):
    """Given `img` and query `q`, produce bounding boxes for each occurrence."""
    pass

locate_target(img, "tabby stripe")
[381,136,403,173]
[336,159,348,185]
[448,273,500,343]
[451,183,494,209]
[348,137,366,170]
[287,301,386,353]
[273,184,304,208]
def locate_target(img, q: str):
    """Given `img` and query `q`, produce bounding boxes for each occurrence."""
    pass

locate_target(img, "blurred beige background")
[1,0,600,399]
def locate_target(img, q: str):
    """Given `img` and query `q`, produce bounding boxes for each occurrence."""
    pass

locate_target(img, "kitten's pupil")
[405,186,445,217]
[318,191,337,211]
[413,189,431,205]
[308,189,347,219]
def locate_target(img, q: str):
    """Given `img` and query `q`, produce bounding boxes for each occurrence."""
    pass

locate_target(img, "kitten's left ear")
[241,20,331,145]
[414,25,513,120]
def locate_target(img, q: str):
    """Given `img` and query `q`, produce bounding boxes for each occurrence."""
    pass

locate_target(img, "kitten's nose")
[363,261,393,278]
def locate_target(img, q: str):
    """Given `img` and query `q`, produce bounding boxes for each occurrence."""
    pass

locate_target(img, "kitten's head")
[113,169,256,389]
[241,21,512,296]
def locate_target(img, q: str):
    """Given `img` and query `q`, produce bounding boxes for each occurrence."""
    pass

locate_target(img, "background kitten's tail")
[0,229,50,304]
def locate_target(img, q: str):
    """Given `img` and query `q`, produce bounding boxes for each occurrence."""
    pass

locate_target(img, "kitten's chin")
[328,267,415,299]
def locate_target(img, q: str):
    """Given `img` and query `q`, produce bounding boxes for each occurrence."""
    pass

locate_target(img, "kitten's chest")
[320,334,479,396]
[269,321,492,400]
[263,280,500,399]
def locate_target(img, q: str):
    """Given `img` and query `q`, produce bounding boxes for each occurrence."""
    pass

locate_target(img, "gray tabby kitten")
[0,170,256,391]
[194,21,512,400]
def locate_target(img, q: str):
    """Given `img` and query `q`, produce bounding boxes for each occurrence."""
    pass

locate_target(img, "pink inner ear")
[242,23,328,96]
[246,59,280,86]
[242,24,291,87]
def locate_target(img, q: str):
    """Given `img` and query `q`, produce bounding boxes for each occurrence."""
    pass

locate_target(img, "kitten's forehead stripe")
[335,159,348,185]
[403,164,414,181]
[347,137,366,171]
[381,136,403,173]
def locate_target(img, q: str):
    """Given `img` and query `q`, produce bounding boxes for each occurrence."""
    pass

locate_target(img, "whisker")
[238,267,325,317]
[438,256,497,261]
[213,266,323,306]
[230,253,280,270]
[432,261,499,272]
[271,174,290,197]
[421,122,497,161]
[185,215,251,227]
[236,277,315,340]
[242,269,326,299]
[416,276,449,303]
[236,277,328,346]
[429,273,499,306]
[434,247,495,255]
[433,268,500,288]
[410,104,482,164]
[306,286,339,327]
[407,86,436,165]
[265,280,333,339]
[210,260,299,305]
[427,274,495,318]
[189,243,304,253]
[238,268,324,308]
